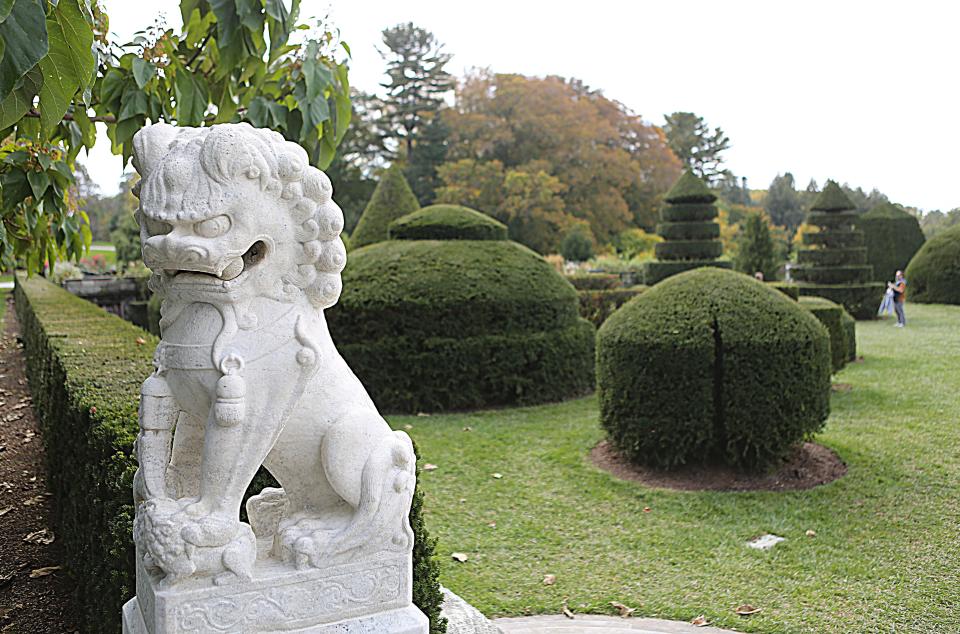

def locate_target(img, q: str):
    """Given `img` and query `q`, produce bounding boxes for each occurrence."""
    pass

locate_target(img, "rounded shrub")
[328,206,595,413]
[904,224,960,305]
[597,268,831,470]
[840,308,857,362]
[388,204,507,241]
[799,296,847,373]
[857,202,926,283]
[350,165,420,248]
[646,171,728,285]
[794,181,884,319]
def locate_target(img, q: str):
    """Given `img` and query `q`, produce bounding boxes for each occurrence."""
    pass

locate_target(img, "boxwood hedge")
[769,281,800,301]
[388,204,508,241]
[14,274,446,633]
[327,220,595,412]
[799,296,848,373]
[904,223,960,305]
[597,268,831,470]
[578,287,647,327]
[856,202,926,283]
[350,165,420,248]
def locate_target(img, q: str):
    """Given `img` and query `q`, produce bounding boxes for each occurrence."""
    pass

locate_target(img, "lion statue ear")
[131,123,179,197]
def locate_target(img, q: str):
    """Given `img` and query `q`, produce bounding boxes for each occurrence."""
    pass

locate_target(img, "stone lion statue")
[130,123,417,584]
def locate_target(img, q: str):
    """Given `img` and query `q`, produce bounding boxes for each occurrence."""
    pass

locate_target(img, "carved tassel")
[215,371,245,427]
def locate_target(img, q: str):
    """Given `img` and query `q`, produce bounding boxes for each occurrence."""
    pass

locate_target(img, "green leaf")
[36,0,95,136]
[0,64,40,129]
[72,104,95,149]
[236,0,263,32]
[174,67,208,126]
[209,0,240,47]
[0,169,30,211]
[0,0,48,101]
[131,57,155,89]
[0,0,15,22]
[118,84,148,120]
[26,168,48,199]
[303,55,333,102]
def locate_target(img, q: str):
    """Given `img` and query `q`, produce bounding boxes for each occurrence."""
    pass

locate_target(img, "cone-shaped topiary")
[597,268,831,470]
[904,223,960,304]
[646,171,731,285]
[793,180,884,319]
[327,205,595,412]
[350,164,420,248]
[856,202,926,283]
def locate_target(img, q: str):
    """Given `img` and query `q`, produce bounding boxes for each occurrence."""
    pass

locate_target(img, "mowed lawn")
[390,303,960,633]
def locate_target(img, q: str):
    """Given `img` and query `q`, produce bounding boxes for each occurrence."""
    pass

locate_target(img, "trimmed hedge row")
[644,260,732,285]
[654,240,724,261]
[566,273,621,290]
[797,248,867,266]
[801,230,865,248]
[597,269,831,470]
[388,204,508,241]
[840,309,857,361]
[14,274,446,633]
[656,221,720,240]
[799,296,848,372]
[769,282,800,301]
[792,265,873,285]
[904,223,960,305]
[660,203,718,222]
[798,283,880,321]
[578,287,647,327]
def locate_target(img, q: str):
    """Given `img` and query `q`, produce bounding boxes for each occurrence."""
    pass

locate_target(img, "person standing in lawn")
[889,270,907,327]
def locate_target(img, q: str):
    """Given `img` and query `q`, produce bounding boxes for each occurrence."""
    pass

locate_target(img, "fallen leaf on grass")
[610,601,635,617]
[462,426,472,432]
[0,506,13,517]
[451,552,468,563]
[135,337,146,346]
[561,599,574,619]
[735,604,762,616]
[691,614,710,626]
[643,506,651,513]
[422,464,438,471]
[29,566,61,578]
[403,424,413,430]
[491,473,503,479]
[542,574,556,585]
[805,529,817,537]
[487,522,496,528]
[22,495,45,507]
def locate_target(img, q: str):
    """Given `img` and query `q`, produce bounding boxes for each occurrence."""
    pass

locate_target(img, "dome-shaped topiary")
[388,204,508,241]
[328,210,595,412]
[904,224,960,304]
[350,165,420,248]
[793,180,884,319]
[597,268,831,470]
[799,296,850,373]
[856,202,925,283]
[646,171,731,285]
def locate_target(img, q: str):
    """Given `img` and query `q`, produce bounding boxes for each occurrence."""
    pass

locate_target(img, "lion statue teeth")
[129,122,417,590]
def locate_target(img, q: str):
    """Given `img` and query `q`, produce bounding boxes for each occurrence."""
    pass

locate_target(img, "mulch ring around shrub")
[0,297,80,633]
[590,440,847,492]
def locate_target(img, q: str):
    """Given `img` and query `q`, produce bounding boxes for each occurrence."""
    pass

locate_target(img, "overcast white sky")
[86,0,959,212]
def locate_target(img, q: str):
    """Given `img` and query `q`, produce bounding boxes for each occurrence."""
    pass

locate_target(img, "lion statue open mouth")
[130,123,416,585]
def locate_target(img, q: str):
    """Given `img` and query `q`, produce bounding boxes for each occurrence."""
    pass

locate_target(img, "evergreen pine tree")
[404,113,449,205]
[734,211,779,279]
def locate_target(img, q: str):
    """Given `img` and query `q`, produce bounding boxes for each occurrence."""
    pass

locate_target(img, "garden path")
[0,295,79,632]
[495,614,739,633]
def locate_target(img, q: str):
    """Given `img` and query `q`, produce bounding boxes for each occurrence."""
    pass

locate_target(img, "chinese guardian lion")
[130,123,417,591]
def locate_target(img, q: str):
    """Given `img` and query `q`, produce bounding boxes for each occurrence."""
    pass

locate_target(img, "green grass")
[392,303,960,632]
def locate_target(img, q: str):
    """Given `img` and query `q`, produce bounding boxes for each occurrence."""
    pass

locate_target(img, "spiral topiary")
[597,268,831,470]
[793,181,884,319]
[646,171,731,285]
[904,223,960,305]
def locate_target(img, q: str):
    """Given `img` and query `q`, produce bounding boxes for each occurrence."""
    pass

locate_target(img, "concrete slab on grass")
[495,614,740,634]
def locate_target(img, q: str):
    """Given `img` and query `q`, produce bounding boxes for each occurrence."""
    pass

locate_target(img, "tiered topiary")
[794,181,884,319]
[904,224,960,304]
[857,202,926,283]
[645,171,731,285]
[350,164,420,248]
[327,205,596,413]
[388,204,508,241]
[597,268,831,470]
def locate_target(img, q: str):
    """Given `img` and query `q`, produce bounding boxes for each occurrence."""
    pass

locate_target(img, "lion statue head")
[132,122,346,310]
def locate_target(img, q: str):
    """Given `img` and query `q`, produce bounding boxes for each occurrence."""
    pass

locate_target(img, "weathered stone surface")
[125,122,425,633]
[440,587,503,634]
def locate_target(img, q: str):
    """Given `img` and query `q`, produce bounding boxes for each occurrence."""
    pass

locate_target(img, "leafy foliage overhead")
[0,0,351,272]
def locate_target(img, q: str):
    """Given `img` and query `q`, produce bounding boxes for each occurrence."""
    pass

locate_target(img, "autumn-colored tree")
[443,72,681,243]
[435,157,570,253]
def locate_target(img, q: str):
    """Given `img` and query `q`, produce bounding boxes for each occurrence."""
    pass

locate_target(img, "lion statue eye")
[142,216,172,236]
[194,214,232,238]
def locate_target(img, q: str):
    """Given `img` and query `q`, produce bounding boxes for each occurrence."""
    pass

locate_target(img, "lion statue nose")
[183,246,209,264]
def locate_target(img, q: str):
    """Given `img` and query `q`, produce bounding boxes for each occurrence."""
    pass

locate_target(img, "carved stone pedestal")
[122,551,427,634]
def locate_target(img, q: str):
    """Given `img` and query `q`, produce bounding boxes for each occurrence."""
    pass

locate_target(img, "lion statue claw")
[129,123,417,588]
